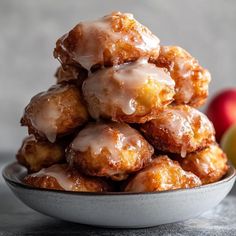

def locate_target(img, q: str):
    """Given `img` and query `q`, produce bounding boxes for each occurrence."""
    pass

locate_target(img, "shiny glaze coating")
[140,105,215,156]
[178,144,228,184]
[67,122,154,181]
[54,12,160,71]
[124,156,202,192]
[16,135,65,173]
[24,164,112,192]
[82,59,175,123]
[21,83,89,142]
[156,46,211,107]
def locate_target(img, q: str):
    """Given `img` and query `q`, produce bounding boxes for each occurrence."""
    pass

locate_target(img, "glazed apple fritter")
[16,135,65,173]
[140,105,215,157]
[156,46,211,107]
[67,122,154,181]
[178,144,228,184]
[124,155,202,192]
[54,12,160,71]
[21,83,89,143]
[55,65,88,84]
[82,58,175,123]
[24,164,112,192]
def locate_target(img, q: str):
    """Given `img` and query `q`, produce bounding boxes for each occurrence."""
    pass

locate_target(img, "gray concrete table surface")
[1,153,236,236]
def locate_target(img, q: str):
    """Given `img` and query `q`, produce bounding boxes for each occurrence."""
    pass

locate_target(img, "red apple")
[206,89,236,141]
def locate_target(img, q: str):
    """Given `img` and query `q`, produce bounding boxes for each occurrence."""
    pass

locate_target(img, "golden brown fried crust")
[24,164,113,192]
[82,59,175,123]
[107,108,163,124]
[67,122,154,181]
[140,105,215,156]
[16,135,65,173]
[178,144,229,184]
[54,12,160,71]
[55,65,88,85]
[156,46,211,107]
[124,155,202,192]
[21,83,89,142]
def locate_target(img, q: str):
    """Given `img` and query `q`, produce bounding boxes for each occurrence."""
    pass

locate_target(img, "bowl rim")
[2,161,236,196]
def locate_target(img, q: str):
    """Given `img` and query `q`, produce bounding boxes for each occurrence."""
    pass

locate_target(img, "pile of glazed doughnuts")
[17,12,228,193]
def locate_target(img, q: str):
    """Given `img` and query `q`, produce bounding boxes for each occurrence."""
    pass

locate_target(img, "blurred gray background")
[0,0,235,153]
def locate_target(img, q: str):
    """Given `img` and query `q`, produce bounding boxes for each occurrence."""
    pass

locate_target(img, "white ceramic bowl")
[3,162,236,228]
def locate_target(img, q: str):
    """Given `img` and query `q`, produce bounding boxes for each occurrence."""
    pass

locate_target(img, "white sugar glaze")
[156,106,214,157]
[125,157,201,192]
[160,46,211,104]
[82,58,175,118]
[30,164,73,191]
[61,12,160,70]
[29,85,68,143]
[71,123,142,161]
[159,106,214,139]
